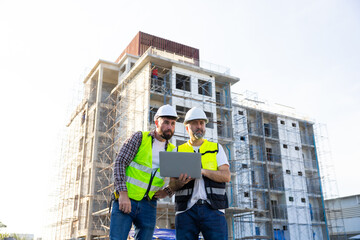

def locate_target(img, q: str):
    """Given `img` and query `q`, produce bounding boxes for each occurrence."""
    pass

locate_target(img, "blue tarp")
[152,229,176,239]
[129,229,176,240]
[130,229,203,239]
[274,230,285,240]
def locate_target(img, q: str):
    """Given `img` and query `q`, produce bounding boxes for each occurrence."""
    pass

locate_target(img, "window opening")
[204,111,214,129]
[149,106,159,123]
[271,200,279,219]
[264,123,271,137]
[198,79,212,96]
[216,91,221,104]
[176,74,190,91]
[266,148,273,161]
[253,199,258,208]
[269,173,275,189]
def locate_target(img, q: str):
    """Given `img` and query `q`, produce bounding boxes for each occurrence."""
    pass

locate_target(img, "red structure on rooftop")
[115,31,200,63]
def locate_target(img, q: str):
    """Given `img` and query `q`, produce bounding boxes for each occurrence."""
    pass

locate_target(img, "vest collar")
[186,139,208,150]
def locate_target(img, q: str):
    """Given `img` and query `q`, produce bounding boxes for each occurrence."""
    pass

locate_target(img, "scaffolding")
[230,91,335,240]
[51,39,344,240]
[314,124,347,240]
[229,92,326,239]
[48,76,97,239]
[52,43,242,239]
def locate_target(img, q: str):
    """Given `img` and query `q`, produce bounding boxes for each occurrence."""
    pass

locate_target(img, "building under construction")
[51,32,346,240]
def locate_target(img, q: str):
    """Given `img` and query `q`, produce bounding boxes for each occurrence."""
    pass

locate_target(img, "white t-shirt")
[174,143,229,214]
[152,138,166,169]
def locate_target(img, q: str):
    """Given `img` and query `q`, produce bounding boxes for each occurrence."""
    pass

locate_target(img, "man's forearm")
[202,165,231,183]
[114,131,142,193]
[114,156,128,192]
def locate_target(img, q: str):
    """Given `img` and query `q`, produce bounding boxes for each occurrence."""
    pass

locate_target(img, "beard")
[161,129,174,140]
[193,129,204,140]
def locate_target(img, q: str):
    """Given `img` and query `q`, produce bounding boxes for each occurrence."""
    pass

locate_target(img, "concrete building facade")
[231,94,329,239]
[52,32,334,240]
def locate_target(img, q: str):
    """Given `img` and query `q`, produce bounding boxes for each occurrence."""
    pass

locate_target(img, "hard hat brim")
[155,115,179,121]
[184,118,209,125]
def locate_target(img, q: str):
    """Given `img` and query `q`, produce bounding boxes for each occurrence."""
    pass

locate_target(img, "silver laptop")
[159,152,202,178]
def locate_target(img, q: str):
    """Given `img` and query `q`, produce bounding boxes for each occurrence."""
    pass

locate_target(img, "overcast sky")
[1,0,359,236]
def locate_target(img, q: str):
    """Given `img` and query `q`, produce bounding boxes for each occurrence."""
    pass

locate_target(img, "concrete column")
[86,64,103,239]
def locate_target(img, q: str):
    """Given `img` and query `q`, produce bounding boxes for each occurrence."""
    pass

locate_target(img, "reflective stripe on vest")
[128,161,162,179]
[126,131,175,201]
[126,176,162,193]
[206,187,226,195]
[175,188,193,197]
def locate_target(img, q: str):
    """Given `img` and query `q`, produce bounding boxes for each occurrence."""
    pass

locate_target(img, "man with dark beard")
[169,107,230,240]
[110,104,178,240]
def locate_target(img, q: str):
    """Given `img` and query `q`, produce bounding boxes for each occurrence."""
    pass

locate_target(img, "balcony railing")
[149,47,231,75]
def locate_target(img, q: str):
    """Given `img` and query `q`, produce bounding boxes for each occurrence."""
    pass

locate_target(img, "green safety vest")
[125,131,175,201]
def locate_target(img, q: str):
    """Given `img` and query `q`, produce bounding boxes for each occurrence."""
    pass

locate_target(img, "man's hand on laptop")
[169,173,194,191]
[178,173,193,184]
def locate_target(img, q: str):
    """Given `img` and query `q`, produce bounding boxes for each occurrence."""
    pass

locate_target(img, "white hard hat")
[184,107,208,124]
[154,104,178,121]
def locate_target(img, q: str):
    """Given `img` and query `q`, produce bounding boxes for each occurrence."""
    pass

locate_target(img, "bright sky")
[1,0,359,237]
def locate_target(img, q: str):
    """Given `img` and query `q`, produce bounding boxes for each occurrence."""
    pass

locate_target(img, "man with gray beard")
[168,107,230,240]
